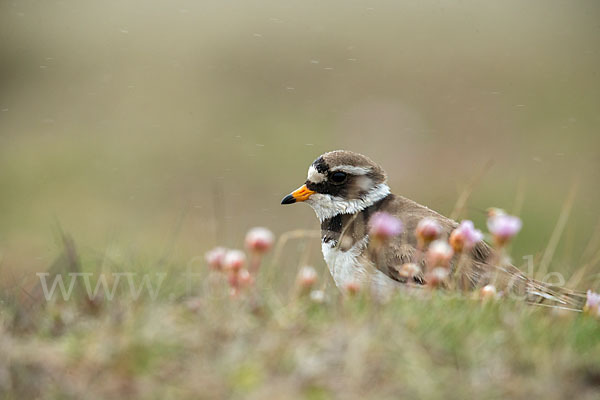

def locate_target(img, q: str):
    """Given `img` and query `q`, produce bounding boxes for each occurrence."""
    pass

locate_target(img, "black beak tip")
[281,194,296,205]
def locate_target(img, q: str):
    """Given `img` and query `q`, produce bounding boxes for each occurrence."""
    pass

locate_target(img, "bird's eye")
[331,172,347,184]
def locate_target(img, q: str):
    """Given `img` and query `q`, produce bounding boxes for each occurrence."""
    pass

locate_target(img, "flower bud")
[449,220,483,253]
[344,281,361,296]
[309,290,326,303]
[486,207,506,219]
[297,266,318,291]
[479,284,497,301]
[205,247,227,271]
[368,212,404,241]
[426,240,454,269]
[223,250,246,272]
[425,267,449,288]
[584,290,600,317]
[487,214,522,247]
[245,227,275,253]
[416,218,442,247]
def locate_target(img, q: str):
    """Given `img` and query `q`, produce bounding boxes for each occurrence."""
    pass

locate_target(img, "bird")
[281,150,586,308]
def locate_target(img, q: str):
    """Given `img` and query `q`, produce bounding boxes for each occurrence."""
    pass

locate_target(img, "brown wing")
[366,197,587,307]
[365,195,498,287]
[364,195,458,284]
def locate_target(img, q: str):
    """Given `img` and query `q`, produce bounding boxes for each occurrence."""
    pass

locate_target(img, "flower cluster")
[411,211,520,290]
[204,227,275,297]
[424,240,453,288]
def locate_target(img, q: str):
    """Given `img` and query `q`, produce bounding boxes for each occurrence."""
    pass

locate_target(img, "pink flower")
[450,220,483,252]
[584,290,600,317]
[297,266,318,290]
[245,227,275,253]
[487,214,522,246]
[223,250,246,272]
[369,212,404,240]
[205,247,227,271]
[416,218,442,246]
[426,240,454,268]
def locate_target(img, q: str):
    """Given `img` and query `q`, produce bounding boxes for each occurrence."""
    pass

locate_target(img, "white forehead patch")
[330,165,371,175]
[307,165,326,183]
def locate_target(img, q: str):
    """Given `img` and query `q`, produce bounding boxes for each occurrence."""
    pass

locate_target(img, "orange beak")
[281,184,316,204]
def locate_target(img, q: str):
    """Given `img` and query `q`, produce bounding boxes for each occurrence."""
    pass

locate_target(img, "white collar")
[306,183,391,222]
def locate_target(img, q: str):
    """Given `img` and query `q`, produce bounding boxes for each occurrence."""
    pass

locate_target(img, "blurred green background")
[1,0,599,278]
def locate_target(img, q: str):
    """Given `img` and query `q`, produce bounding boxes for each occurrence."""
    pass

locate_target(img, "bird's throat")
[308,183,392,222]
[320,192,394,248]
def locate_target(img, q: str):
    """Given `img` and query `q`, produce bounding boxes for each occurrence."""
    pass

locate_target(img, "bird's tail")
[465,262,587,310]
[521,278,587,310]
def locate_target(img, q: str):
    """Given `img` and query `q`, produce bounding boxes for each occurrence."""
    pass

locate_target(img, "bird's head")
[281,150,391,221]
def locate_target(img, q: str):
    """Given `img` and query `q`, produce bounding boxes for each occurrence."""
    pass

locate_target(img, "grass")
[1,1,599,398]
[1,232,600,400]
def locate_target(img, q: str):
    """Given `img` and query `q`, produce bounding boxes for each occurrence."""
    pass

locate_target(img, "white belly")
[321,237,398,295]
